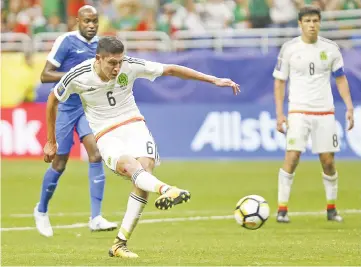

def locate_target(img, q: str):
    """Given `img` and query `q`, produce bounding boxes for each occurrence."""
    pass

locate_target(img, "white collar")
[299,36,319,46]
[76,31,98,43]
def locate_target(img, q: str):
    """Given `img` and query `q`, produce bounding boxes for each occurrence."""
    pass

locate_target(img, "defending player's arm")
[273,44,290,134]
[40,35,69,83]
[332,49,354,130]
[43,91,59,162]
[41,62,67,83]
[129,57,240,95]
[43,68,78,162]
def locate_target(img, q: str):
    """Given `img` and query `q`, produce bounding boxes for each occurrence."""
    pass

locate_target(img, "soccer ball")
[234,195,270,230]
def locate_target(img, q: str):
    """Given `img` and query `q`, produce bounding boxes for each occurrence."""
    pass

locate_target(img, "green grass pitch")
[1,159,361,266]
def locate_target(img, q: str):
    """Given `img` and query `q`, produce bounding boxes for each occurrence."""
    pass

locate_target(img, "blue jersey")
[47,31,98,111]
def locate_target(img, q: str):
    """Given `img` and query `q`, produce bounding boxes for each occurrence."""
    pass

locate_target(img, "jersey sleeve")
[47,35,69,68]
[53,67,78,102]
[273,44,290,81]
[331,48,345,77]
[129,57,164,81]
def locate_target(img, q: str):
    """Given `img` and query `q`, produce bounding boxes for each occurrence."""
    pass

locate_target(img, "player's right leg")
[97,121,191,211]
[34,110,75,237]
[97,122,190,258]
[277,151,301,223]
[277,113,309,223]
[115,156,191,210]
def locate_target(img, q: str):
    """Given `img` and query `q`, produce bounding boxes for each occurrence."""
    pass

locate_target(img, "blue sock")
[89,162,105,219]
[38,167,62,213]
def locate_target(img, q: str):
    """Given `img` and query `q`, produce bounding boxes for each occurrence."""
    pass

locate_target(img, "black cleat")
[327,208,343,222]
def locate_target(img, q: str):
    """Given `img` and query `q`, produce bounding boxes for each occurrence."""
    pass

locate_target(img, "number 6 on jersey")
[106,91,116,106]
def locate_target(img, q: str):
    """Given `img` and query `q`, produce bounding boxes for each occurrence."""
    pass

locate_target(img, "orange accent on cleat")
[278,206,288,212]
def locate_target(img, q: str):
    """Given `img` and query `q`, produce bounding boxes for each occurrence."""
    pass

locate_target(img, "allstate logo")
[346,106,361,157]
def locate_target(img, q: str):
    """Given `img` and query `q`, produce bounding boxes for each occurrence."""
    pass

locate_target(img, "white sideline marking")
[8,209,218,218]
[1,209,361,232]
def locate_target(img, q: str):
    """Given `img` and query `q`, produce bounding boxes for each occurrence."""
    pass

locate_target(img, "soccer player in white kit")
[273,6,355,223]
[44,36,240,258]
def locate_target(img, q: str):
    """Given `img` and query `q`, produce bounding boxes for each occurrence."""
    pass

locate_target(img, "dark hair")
[298,5,321,21]
[96,36,124,54]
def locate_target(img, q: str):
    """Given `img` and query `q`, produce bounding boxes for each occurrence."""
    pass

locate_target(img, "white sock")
[322,171,338,206]
[117,192,147,241]
[278,168,295,209]
[131,169,170,194]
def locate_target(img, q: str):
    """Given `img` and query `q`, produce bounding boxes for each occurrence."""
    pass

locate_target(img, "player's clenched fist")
[346,109,354,131]
[276,114,288,134]
[43,141,57,163]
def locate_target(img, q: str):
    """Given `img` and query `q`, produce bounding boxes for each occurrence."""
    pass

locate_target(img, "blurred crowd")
[2,0,361,36]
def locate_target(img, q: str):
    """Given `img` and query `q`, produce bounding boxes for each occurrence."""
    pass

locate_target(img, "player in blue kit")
[33,5,117,237]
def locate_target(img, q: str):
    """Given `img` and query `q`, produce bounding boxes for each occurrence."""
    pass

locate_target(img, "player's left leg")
[319,153,342,222]
[312,114,342,222]
[110,158,153,259]
[116,157,151,242]
[76,114,117,231]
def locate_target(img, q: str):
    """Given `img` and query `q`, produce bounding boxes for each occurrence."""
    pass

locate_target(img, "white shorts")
[286,113,340,154]
[97,121,160,172]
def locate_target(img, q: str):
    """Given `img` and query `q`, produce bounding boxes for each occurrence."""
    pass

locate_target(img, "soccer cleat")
[327,209,343,222]
[33,203,53,237]
[276,210,290,223]
[154,186,191,210]
[89,215,118,231]
[109,237,139,258]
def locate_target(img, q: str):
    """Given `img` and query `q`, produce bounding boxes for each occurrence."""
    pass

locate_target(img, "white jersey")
[273,36,345,112]
[54,56,164,137]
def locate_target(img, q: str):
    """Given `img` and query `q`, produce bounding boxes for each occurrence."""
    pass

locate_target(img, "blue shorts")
[55,107,93,155]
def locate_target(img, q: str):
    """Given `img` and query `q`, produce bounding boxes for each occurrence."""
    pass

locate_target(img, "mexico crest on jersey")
[320,51,328,61]
[117,73,128,87]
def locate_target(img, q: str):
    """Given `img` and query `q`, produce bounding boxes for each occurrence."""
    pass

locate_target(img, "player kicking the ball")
[44,36,240,258]
[273,6,354,223]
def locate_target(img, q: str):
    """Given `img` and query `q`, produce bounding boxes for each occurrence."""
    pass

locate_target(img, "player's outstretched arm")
[162,64,240,95]
[274,78,287,134]
[44,91,59,163]
[40,61,67,83]
[335,75,354,130]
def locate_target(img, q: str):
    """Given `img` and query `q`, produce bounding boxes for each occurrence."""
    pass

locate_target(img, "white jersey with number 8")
[273,36,344,154]
[273,36,344,113]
